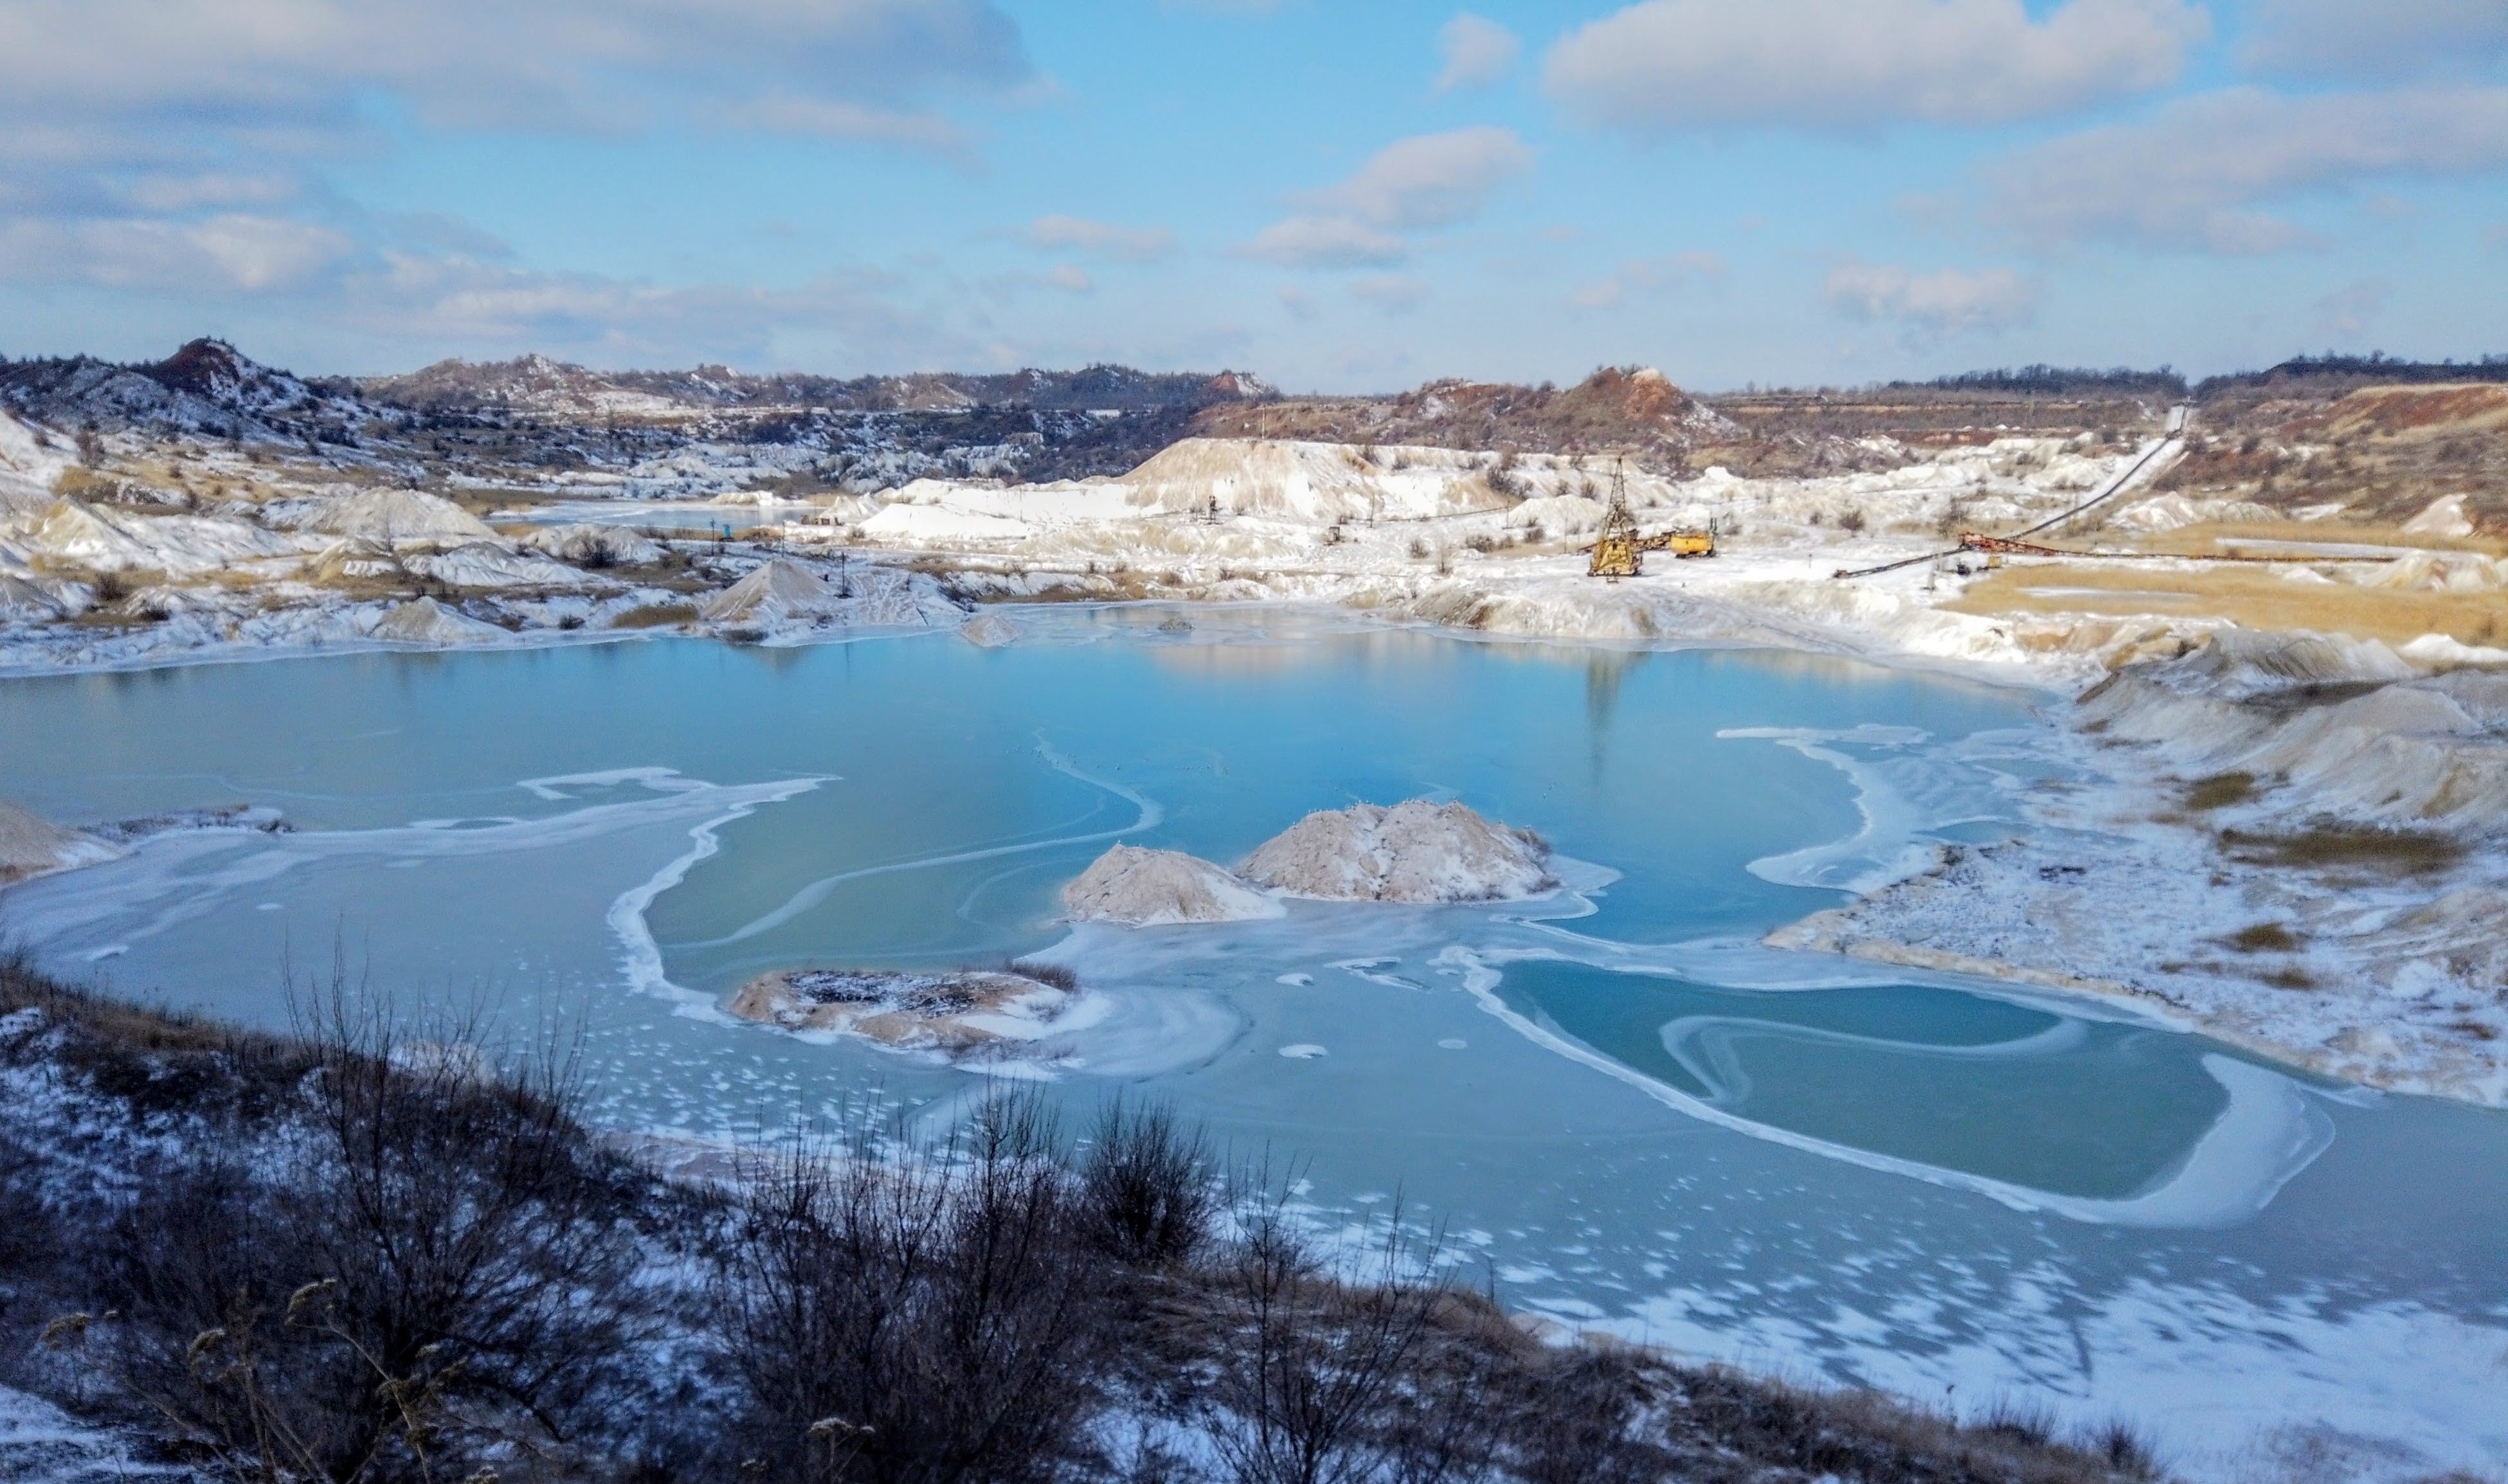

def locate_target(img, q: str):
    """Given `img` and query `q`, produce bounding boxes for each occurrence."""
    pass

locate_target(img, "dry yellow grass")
[1949,556,2508,648]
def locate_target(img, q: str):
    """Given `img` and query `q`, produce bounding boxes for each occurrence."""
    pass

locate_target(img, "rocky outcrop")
[727,967,1072,1055]
[1061,845,1281,926]
[1240,800,1555,903]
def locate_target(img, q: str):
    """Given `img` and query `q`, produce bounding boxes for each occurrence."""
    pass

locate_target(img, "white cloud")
[1544,0,2206,130]
[0,213,353,293]
[1983,86,2508,253]
[1277,283,1319,319]
[1301,127,1532,230]
[1049,264,1093,293]
[1823,260,2043,334]
[1240,127,1531,269]
[1238,216,1409,268]
[0,0,1028,134]
[1435,14,1522,92]
[1350,274,1426,313]
[1571,252,1728,308]
[2239,0,2508,80]
[1021,215,1178,262]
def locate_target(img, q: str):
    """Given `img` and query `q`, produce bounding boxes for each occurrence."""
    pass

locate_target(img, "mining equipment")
[1586,461,1715,578]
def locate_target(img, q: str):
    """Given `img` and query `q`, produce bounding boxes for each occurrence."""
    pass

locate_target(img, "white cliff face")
[1061,845,1282,926]
[1239,800,1556,904]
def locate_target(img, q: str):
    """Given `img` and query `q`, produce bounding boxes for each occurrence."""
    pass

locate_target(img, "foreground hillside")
[0,960,2163,1484]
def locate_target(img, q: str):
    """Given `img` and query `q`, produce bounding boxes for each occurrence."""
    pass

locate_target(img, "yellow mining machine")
[1585,461,1715,578]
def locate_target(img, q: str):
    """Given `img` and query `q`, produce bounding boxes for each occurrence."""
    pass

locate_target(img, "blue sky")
[0,0,2501,389]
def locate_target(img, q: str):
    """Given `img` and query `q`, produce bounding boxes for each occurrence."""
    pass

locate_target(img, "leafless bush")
[714,1098,1104,1484]
[1838,507,1868,534]
[1076,1099,1217,1268]
[1204,1204,1475,1484]
[1407,537,1429,560]
[86,992,651,1483]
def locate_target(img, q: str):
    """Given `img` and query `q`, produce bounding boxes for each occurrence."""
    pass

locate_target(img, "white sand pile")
[374,597,505,644]
[1061,845,1282,925]
[1240,799,1556,902]
[728,967,1072,1055]
[697,558,829,625]
[2108,493,2277,532]
[404,542,588,589]
[2402,494,2475,539]
[305,488,496,546]
[1502,494,1608,535]
[959,612,1020,648]
[0,798,121,885]
[522,524,663,567]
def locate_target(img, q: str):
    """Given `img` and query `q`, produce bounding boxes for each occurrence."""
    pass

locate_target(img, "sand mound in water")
[0,798,120,885]
[1061,845,1282,925]
[728,967,1070,1055]
[1240,799,1555,902]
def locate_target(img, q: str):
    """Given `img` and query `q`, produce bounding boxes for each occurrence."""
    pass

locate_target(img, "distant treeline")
[1877,353,2508,403]
[1889,364,2188,398]
[2194,352,2508,395]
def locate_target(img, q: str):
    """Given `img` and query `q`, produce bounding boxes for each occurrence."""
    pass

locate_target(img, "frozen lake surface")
[3,607,2502,1477]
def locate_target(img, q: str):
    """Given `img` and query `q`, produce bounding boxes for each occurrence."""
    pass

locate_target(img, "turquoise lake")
[3,607,2502,1472]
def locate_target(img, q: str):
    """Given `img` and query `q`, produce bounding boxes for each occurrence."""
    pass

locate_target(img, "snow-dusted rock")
[23,499,300,576]
[0,572,68,620]
[303,488,496,546]
[304,537,404,583]
[0,798,122,885]
[959,612,1020,648]
[0,411,69,514]
[1061,845,1282,926]
[522,523,664,567]
[373,597,505,644]
[1240,800,1556,903]
[404,541,588,589]
[727,967,1073,1055]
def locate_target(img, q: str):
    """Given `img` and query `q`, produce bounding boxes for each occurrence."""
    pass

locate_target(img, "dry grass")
[608,601,698,629]
[1949,558,2508,649]
[2185,773,2260,810]
[2223,922,2302,952]
[2221,826,2467,875]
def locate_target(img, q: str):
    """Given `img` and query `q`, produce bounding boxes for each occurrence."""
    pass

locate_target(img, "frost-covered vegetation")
[0,958,2171,1484]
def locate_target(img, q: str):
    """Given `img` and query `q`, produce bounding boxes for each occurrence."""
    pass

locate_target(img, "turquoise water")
[3,609,2503,1471]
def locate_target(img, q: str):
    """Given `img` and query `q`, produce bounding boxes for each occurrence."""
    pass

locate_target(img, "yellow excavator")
[1585,461,1715,578]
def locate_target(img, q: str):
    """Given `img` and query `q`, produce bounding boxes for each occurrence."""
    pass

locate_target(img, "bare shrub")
[1204,1205,1471,1484]
[1838,507,1868,534]
[715,1098,1104,1484]
[1076,1099,1216,1269]
[89,994,651,1483]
